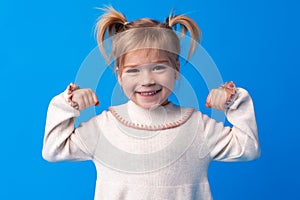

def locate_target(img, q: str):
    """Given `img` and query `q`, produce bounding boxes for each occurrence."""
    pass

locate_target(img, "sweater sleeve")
[201,88,260,162]
[42,92,99,162]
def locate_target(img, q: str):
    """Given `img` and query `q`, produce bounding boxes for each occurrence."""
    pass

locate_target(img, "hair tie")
[164,17,170,27]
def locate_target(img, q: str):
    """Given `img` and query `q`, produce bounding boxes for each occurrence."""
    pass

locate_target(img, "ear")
[116,66,122,85]
[175,71,179,80]
[117,74,123,86]
[175,60,180,80]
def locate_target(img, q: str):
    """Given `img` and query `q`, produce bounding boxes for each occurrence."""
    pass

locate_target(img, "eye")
[153,64,167,71]
[125,68,139,73]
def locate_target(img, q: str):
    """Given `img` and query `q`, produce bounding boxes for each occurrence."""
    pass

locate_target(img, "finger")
[205,102,211,108]
[92,92,99,106]
[82,92,93,109]
[210,89,226,110]
[76,96,86,111]
[215,89,227,110]
[67,85,72,94]
[67,93,73,103]
[209,89,218,108]
[70,97,81,110]
[85,90,98,108]
[72,102,79,110]
[71,88,99,110]
[76,91,88,110]
[87,90,97,107]
[206,92,212,108]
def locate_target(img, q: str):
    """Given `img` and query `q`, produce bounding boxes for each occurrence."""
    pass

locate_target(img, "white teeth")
[141,91,155,95]
[139,89,161,96]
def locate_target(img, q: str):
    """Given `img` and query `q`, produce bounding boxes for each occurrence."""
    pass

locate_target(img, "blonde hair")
[95,6,201,72]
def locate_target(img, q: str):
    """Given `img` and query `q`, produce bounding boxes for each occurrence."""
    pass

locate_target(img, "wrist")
[220,81,237,110]
[63,83,80,110]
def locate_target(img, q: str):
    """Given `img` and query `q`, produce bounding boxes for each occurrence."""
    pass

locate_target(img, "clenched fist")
[71,89,99,110]
[206,81,236,110]
[64,83,99,110]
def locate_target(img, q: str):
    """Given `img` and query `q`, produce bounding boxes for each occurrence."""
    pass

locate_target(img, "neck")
[109,100,195,131]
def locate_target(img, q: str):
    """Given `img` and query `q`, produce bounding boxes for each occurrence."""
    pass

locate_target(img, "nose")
[142,82,156,87]
[140,71,155,87]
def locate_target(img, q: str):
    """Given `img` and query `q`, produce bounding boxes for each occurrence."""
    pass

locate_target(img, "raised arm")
[203,83,260,161]
[42,84,99,162]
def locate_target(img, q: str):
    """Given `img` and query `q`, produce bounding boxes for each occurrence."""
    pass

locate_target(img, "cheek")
[160,72,176,90]
[165,78,176,91]
[120,75,137,93]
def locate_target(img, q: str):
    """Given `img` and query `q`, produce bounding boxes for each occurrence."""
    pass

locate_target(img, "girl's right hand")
[71,88,99,111]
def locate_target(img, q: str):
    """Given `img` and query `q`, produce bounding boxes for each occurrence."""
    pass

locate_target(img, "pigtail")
[167,13,201,59]
[95,6,127,63]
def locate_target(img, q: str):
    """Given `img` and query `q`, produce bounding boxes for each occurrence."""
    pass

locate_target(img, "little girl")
[43,7,260,200]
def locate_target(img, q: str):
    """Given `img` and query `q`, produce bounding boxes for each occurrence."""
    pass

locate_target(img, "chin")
[134,100,163,110]
[140,103,160,109]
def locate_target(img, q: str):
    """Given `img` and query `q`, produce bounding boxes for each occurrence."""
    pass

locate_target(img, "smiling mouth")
[136,88,162,96]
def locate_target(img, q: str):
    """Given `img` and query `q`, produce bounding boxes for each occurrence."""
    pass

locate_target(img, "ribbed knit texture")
[42,88,260,200]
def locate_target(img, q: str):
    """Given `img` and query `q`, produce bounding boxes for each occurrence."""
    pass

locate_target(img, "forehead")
[122,49,171,67]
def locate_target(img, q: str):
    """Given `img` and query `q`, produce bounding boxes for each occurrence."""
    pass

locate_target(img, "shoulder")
[171,104,214,129]
[188,108,227,131]
[77,108,112,129]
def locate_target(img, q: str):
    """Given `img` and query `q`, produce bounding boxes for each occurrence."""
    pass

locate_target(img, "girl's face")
[118,49,179,109]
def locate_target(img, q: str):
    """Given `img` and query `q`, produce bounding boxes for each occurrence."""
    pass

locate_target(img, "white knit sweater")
[42,88,260,200]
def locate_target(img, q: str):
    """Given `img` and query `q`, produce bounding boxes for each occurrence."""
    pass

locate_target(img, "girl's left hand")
[205,81,236,110]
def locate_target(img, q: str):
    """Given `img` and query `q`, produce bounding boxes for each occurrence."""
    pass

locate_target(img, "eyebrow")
[123,59,170,69]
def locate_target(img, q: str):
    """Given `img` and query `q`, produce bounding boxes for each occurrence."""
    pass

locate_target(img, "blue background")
[1,0,299,199]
